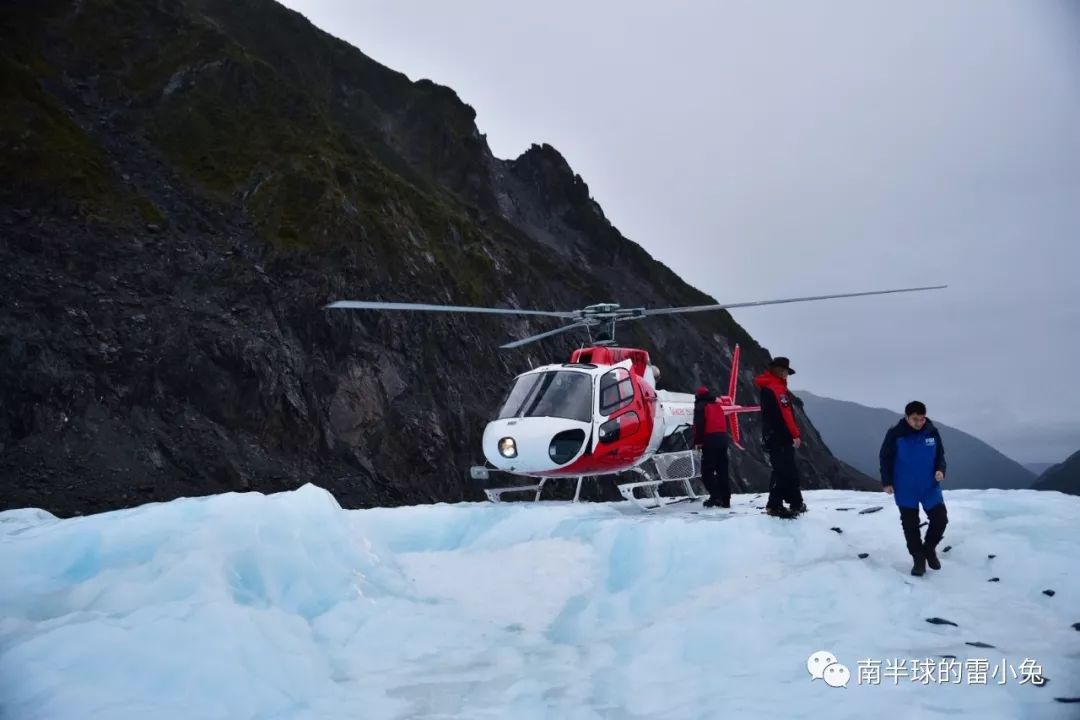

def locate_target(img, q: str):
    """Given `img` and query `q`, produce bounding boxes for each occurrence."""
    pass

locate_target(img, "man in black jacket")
[754,357,804,519]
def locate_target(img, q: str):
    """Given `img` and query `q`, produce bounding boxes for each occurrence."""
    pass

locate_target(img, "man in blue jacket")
[879,401,948,576]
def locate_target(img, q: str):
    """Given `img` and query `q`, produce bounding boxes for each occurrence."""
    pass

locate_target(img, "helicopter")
[325,285,945,509]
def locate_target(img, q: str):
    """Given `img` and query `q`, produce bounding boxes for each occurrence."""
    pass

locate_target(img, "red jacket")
[753,372,800,441]
[693,387,727,444]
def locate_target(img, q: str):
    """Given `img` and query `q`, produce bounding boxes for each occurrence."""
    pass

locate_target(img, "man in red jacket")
[694,386,731,508]
[754,357,805,519]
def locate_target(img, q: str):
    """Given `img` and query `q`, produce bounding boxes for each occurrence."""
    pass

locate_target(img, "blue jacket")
[879,418,946,509]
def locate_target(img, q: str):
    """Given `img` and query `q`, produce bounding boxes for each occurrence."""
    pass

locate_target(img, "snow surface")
[2,485,1079,720]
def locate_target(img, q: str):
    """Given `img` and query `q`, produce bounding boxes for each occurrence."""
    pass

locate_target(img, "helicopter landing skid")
[480,475,587,504]
[472,450,701,511]
[615,450,700,511]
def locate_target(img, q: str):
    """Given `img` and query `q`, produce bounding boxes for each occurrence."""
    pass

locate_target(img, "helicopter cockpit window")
[496,371,592,423]
[599,367,634,416]
[496,374,541,420]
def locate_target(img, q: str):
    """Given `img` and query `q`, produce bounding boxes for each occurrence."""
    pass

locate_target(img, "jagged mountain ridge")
[1031,449,1080,496]
[798,391,1035,490]
[0,0,873,516]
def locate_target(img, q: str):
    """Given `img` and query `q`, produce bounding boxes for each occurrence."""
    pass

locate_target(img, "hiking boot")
[766,505,796,519]
[911,554,926,576]
[703,498,721,508]
[924,544,941,570]
[789,503,808,516]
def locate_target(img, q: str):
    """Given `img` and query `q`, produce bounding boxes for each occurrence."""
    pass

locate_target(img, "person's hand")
[883,485,894,495]
[793,437,802,449]
[935,470,945,482]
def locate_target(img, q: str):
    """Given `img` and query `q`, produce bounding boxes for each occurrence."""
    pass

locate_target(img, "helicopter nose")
[482,419,591,472]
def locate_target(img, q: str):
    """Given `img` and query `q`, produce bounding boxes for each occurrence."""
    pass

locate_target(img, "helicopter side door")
[592,361,656,469]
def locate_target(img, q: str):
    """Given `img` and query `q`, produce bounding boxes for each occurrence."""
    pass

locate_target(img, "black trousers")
[700,433,730,503]
[899,504,948,557]
[765,440,803,510]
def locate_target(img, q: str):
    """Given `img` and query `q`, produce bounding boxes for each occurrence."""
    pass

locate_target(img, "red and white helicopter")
[326,285,944,509]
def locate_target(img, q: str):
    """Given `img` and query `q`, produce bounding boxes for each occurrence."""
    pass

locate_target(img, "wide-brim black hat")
[770,357,795,374]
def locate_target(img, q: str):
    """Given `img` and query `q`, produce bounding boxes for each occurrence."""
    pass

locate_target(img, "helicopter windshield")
[496,371,593,423]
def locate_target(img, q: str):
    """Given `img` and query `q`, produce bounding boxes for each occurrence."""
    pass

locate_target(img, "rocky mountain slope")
[798,391,1035,490]
[1031,449,1080,496]
[0,0,873,516]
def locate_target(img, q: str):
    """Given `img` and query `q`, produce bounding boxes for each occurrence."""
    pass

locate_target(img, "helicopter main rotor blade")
[325,300,577,319]
[499,321,593,349]
[639,285,947,317]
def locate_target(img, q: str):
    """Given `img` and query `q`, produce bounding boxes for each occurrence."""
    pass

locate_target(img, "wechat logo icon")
[808,650,850,688]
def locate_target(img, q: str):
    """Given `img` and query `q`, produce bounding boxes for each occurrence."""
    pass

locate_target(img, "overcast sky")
[280,0,1080,464]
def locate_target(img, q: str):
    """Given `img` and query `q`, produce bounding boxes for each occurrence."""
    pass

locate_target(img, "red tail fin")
[726,344,743,448]
[728,344,741,401]
[730,413,744,449]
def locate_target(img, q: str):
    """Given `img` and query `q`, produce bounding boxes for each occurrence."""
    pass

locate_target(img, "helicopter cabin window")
[496,370,592,424]
[599,367,635,416]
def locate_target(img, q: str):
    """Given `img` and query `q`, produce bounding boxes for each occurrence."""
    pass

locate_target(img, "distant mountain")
[1024,462,1056,476]
[797,392,1035,490]
[1031,450,1080,496]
